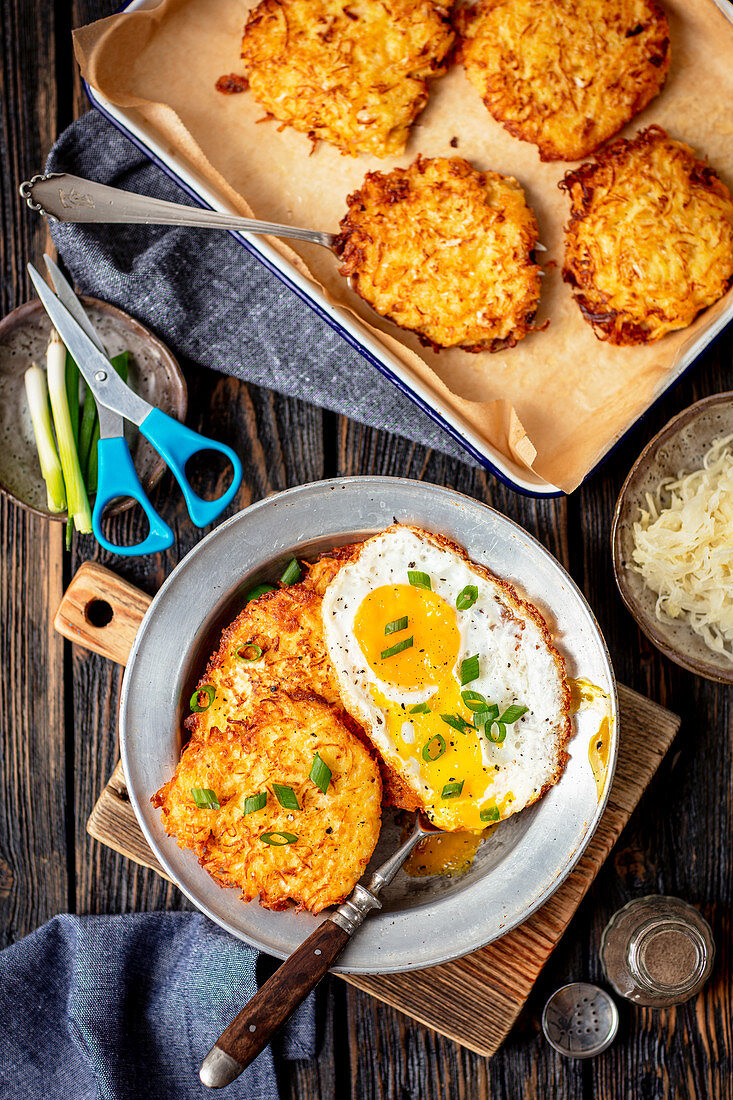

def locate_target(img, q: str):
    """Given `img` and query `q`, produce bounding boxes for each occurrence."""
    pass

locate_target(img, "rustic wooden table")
[1,2,731,1096]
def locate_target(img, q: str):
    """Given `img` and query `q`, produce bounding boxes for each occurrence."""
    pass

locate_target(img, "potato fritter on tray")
[153,690,382,913]
[153,578,383,913]
[458,0,670,162]
[334,155,543,352]
[560,126,733,345]
[239,0,454,157]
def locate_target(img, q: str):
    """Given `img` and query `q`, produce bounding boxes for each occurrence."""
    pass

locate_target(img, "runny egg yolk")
[353,584,509,831]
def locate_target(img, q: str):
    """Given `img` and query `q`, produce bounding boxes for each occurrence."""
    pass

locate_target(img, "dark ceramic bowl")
[612,392,733,683]
[0,296,187,519]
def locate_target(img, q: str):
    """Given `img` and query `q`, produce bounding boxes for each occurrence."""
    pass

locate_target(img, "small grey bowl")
[0,296,187,519]
[612,392,733,683]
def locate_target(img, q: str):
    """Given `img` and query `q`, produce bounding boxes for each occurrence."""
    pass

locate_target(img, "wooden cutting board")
[56,561,680,1060]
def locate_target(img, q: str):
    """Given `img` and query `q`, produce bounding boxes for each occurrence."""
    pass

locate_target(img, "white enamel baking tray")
[82,0,733,496]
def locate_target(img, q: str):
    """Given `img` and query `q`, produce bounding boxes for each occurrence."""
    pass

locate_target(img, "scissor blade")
[43,254,106,354]
[27,264,150,426]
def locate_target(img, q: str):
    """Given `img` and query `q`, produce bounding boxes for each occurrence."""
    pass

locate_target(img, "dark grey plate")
[120,478,618,973]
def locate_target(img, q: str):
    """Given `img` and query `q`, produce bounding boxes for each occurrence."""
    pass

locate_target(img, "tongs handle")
[19,173,336,248]
[199,919,350,1089]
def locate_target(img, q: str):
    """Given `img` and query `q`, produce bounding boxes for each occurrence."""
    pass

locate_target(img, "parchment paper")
[73,0,733,490]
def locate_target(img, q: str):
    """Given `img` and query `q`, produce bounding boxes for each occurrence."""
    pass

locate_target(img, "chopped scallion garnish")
[191,787,219,810]
[480,806,500,823]
[243,791,267,815]
[409,702,431,714]
[309,753,332,794]
[456,585,478,611]
[384,616,409,635]
[474,703,499,728]
[441,780,464,799]
[422,734,446,762]
[236,643,263,662]
[280,559,301,585]
[381,636,413,660]
[461,690,486,712]
[245,583,276,604]
[487,721,507,744]
[460,655,480,686]
[440,714,473,735]
[500,704,529,724]
[272,783,300,811]
[260,831,297,846]
[407,570,431,590]
[190,684,215,712]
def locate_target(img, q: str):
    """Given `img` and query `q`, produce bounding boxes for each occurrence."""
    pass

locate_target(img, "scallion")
[487,721,507,744]
[474,703,499,728]
[384,616,408,635]
[480,806,500,823]
[460,654,480,686]
[24,364,66,513]
[381,636,413,660]
[422,734,446,762]
[280,559,301,585]
[260,831,297,846]
[245,583,276,604]
[47,329,92,535]
[243,791,267,815]
[440,714,473,735]
[190,684,215,712]
[236,643,263,662]
[500,704,529,724]
[191,787,219,809]
[310,753,332,794]
[441,780,464,799]
[272,783,300,811]
[409,702,431,714]
[407,570,431,590]
[456,585,478,611]
[461,690,486,712]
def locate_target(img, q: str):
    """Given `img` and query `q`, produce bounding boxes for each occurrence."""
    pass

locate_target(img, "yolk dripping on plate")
[570,677,613,800]
[354,583,508,831]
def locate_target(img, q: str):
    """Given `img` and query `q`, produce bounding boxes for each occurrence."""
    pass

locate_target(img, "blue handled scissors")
[28,259,243,557]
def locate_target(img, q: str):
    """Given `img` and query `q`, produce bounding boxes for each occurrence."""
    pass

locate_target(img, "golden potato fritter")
[459,0,670,162]
[153,691,382,913]
[239,0,454,158]
[560,126,733,345]
[188,582,345,745]
[334,155,543,352]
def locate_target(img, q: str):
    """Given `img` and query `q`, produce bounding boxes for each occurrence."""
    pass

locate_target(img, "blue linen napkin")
[0,912,317,1100]
[44,112,475,466]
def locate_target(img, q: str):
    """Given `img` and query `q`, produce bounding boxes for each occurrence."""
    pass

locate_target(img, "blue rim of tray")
[80,25,733,499]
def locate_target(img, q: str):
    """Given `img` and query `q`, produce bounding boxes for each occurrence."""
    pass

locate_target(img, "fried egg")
[321,525,572,831]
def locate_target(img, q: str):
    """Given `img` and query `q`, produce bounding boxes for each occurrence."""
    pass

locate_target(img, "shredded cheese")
[630,433,733,662]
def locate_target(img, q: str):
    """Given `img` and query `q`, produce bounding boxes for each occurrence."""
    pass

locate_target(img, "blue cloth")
[0,912,317,1099]
[45,111,475,467]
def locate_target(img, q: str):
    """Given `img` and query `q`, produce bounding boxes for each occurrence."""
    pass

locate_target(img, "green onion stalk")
[46,328,92,536]
[24,363,66,513]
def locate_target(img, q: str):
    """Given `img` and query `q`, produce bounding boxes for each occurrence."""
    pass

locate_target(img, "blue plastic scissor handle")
[138,407,243,527]
[92,435,175,557]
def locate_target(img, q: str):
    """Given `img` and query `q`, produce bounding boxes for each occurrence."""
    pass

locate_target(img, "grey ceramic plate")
[0,297,186,518]
[612,392,733,683]
[120,478,618,973]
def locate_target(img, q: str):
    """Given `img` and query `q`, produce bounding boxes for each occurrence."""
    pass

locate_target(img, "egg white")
[321,526,571,829]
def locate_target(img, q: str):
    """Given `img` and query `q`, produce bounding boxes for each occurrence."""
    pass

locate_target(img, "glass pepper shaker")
[600,895,715,1008]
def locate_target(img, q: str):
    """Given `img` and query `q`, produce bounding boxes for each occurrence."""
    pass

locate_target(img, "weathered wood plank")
[0,0,67,948]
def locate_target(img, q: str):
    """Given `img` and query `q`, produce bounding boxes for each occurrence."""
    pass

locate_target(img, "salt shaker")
[600,895,715,1008]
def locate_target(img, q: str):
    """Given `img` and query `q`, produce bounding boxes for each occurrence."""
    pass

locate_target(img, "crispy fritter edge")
[333,155,543,353]
[559,124,733,345]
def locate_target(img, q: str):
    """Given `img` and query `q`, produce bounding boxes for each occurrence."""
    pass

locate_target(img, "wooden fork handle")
[199,918,350,1089]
